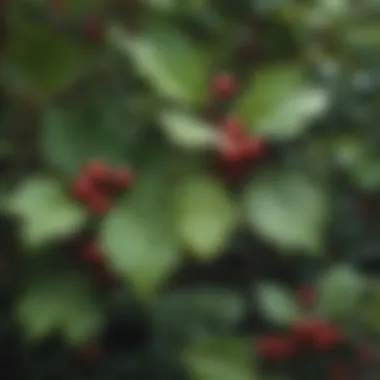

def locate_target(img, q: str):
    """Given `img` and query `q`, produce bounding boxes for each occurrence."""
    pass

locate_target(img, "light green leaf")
[183,337,256,380]
[232,65,329,140]
[244,170,328,254]
[346,23,380,49]
[100,164,181,299]
[16,270,104,342]
[109,26,210,106]
[159,110,221,150]
[8,177,86,248]
[317,264,365,319]
[174,175,238,261]
[256,282,302,325]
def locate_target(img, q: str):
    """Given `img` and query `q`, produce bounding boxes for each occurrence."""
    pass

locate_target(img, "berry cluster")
[257,319,376,378]
[72,160,133,216]
[219,118,266,163]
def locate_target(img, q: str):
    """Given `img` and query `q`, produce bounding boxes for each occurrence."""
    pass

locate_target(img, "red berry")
[72,177,92,201]
[110,167,133,190]
[82,242,102,264]
[291,320,325,346]
[221,119,246,140]
[88,192,112,216]
[84,160,108,184]
[239,136,266,160]
[313,324,343,351]
[219,139,244,163]
[256,335,295,360]
[211,72,237,99]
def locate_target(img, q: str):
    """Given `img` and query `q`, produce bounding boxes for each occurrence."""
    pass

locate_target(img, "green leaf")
[153,288,244,340]
[317,264,365,319]
[174,175,238,261]
[232,65,329,140]
[100,163,181,299]
[256,282,302,325]
[41,108,128,177]
[3,21,92,97]
[244,170,328,254]
[346,23,380,49]
[183,337,256,380]
[360,282,380,333]
[16,270,104,342]
[159,110,221,150]
[109,26,211,106]
[8,177,86,248]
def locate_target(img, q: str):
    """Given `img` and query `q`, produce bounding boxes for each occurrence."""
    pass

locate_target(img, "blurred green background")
[1,0,380,379]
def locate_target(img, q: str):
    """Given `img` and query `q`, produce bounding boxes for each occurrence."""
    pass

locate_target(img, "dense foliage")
[1,0,380,379]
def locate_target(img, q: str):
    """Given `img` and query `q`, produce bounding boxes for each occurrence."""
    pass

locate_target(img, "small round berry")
[256,335,295,360]
[211,72,238,99]
[219,139,243,164]
[83,160,109,184]
[240,137,266,160]
[110,167,133,190]
[221,119,246,140]
[313,324,343,351]
[291,319,325,345]
[72,177,92,201]
[88,193,112,216]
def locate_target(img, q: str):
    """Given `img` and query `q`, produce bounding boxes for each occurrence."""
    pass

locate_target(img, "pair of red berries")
[73,160,133,215]
[219,119,266,164]
[257,320,344,361]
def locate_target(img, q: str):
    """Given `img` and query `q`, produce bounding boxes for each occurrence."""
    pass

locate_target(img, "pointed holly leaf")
[174,175,238,261]
[256,282,302,326]
[109,26,211,106]
[183,337,256,380]
[243,170,328,254]
[316,264,365,319]
[16,270,104,343]
[159,110,221,150]
[41,108,128,177]
[100,163,181,299]
[8,177,86,248]
[232,65,329,140]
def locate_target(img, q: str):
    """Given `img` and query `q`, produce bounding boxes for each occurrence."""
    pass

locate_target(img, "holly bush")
[1,0,380,379]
